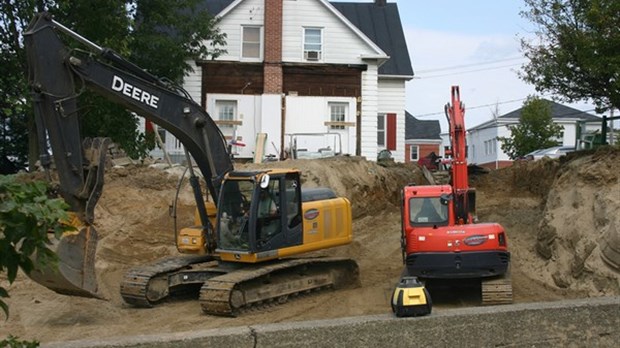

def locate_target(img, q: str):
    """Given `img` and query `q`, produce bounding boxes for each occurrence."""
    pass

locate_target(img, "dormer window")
[303,27,322,61]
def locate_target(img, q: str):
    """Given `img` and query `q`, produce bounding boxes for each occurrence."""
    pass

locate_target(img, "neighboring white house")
[152,0,413,163]
[459,100,602,169]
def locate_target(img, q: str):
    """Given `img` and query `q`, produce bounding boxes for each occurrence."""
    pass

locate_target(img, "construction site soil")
[1,148,619,344]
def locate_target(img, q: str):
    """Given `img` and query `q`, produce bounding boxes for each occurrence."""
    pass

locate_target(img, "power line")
[415,63,523,79]
[412,98,528,118]
[415,56,526,74]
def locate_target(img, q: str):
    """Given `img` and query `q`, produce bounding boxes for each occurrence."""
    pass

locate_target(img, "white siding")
[260,94,282,158]
[467,117,594,166]
[211,0,265,61]
[557,122,577,147]
[205,93,261,159]
[282,0,379,64]
[360,63,379,160]
[284,96,356,155]
[467,126,505,165]
[378,78,406,162]
[184,60,202,103]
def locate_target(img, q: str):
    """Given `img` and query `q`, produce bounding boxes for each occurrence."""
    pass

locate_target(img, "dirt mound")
[1,151,618,343]
[533,148,620,295]
[237,156,424,218]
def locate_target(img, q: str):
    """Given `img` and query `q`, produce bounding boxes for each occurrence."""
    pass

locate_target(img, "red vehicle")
[399,86,512,304]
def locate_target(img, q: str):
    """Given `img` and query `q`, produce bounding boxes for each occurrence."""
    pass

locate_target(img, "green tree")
[0,175,73,319]
[130,0,227,82]
[0,1,54,171]
[520,0,620,112]
[0,0,226,164]
[498,97,564,159]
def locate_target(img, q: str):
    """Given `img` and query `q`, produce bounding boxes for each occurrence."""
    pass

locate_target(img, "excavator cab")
[215,170,304,262]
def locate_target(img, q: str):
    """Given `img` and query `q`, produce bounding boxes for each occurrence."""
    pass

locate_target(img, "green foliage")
[0,1,54,170]
[0,175,73,319]
[130,0,227,82]
[1,0,227,164]
[520,0,620,112]
[498,97,564,159]
[0,336,39,348]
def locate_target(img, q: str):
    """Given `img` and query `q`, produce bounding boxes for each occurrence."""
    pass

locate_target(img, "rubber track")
[199,257,359,317]
[481,270,513,305]
[120,255,215,307]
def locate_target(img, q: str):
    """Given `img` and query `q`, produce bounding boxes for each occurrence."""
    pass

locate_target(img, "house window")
[377,114,386,146]
[303,28,322,61]
[216,100,237,129]
[410,145,419,161]
[329,102,347,130]
[242,26,261,59]
[483,139,497,155]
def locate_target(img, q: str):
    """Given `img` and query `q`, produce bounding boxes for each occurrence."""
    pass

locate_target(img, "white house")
[153,0,413,163]
[462,100,601,169]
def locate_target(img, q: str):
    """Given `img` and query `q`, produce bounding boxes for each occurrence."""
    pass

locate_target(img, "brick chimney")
[263,0,283,93]
[375,0,387,6]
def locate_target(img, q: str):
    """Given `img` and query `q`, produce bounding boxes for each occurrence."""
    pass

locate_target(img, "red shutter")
[387,113,396,151]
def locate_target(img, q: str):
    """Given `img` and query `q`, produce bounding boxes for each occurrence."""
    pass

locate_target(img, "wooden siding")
[200,62,264,97]
[200,62,362,97]
[283,64,362,97]
[282,0,380,64]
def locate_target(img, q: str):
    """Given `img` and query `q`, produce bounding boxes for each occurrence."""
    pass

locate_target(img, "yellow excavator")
[23,12,359,316]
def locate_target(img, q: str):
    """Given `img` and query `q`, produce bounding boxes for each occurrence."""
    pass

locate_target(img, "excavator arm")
[444,86,474,224]
[23,12,233,298]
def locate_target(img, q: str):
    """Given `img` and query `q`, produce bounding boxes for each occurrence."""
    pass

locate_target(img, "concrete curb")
[44,297,620,348]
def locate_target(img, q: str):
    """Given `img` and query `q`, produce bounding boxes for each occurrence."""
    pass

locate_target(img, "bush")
[0,175,73,318]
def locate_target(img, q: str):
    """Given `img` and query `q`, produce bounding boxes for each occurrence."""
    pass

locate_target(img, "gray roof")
[204,1,413,77]
[203,0,234,15]
[499,99,600,121]
[331,2,413,77]
[405,112,441,140]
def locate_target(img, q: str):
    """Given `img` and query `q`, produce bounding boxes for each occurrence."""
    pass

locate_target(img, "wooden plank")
[254,133,267,164]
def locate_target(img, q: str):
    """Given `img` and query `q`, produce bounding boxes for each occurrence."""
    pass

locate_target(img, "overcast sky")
[348,0,600,132]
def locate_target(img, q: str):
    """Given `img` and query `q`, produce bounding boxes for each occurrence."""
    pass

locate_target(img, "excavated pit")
[1,149,618,343]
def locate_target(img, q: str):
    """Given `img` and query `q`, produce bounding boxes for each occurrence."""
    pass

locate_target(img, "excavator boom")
[24,12,232,298]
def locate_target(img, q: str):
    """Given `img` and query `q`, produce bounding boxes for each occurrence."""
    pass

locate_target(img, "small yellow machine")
[391,276,432,317]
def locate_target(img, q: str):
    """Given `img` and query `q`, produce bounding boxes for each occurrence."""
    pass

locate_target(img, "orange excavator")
[398,86,512,305]
[23,12,359,316]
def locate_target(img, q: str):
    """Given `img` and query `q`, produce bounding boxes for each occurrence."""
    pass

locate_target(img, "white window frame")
[241,26,262,60]
[303,27,323,61]
[216,100,237,129]
[377,113,386,147]
[410,145,419,161]
[328,102,347,130]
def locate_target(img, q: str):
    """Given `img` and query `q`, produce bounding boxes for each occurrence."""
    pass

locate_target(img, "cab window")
[409,197,448,226]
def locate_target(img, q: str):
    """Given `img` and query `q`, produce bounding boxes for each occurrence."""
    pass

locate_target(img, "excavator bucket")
[28,226,101,298]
